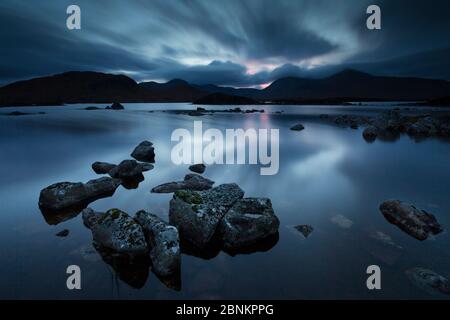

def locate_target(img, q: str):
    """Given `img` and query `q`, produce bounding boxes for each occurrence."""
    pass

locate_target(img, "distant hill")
[193,92,260,105]
[1,69,450,107]
[259,69,450,101]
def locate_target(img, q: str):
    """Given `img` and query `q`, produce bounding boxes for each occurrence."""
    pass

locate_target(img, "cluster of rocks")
[405,268,450,296]
[39,140,155,221]
[85,102,125,110]
[379,200,443,241]
[171,107,265,117]
[318,110,450,142]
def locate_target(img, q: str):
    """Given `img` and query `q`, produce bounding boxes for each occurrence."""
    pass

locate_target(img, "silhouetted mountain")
[193,92,260,105]
[1,69,450,107]
[139,79,206,101]
[260,69,450,100]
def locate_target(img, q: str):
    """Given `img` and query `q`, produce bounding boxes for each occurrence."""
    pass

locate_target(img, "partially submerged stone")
[406,268,450,296]
[39,177,121,213]
[135,210,180,277]
[294,225,314,238]
[362,126,378,142]
[151,174,214,193]
[82,208,148,254]
[290,124,305,131]
[169,183,244,249]
[219,198,280,251]
[379,200,443,240]
[56,229,69,237]
[131,140,155,163]
[189,163,206,174]
[109,159,153,179]
[92,161,117,174]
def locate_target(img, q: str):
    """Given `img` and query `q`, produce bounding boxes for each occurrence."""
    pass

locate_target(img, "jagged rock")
[131,141,155,163]
[219,198,280,251]
[92,161,117,174]
[56,229,69,237]
[379,200,443,240]
[362,125,378,142]
[39,177,121,213]
[135,211,180,277]
[108,159,153,180]
[294,225,314,238]
[151,174,214,193]
[82,208,148,254]
[189,163,206,174]
[407,116,438,136]
[169,183,244,248]
[290,124,305,131]
[406,268,450,296]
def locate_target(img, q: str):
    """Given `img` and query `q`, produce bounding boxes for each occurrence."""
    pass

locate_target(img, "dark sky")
[1,0,450,87]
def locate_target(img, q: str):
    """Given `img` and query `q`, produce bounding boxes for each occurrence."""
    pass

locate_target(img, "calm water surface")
[0,103,449,299]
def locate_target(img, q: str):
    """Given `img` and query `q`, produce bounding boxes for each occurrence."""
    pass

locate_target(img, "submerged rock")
[219,198,280,252]
[84,106,101,110]
[56,229,69,237]
[169,183,244,249]
[82,208,148,254]
[362,125,378,142]
[379,200,443,240]
[294,225,314,238]
[92,161,117,174]
[151,174,214,193]
[406,268,450,296]
[290,124,305,131]
[135,211,180,277]
[189,163,206,174]
[131,141,155,163]
[330,214,353,229]
[39,177,121,213]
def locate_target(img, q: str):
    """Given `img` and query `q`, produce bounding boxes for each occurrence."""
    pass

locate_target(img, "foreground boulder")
[406,268,450,296]
[151,174,214,193]
[82,208,148,254]
[379,200,443,240]
[169,183,244,248]
[39,177,121,213]
[131,141,155,163]
[92,161,117,174]
[362,126,378,142]
[189,163,206,174]
[135,211,180,277]
[219,198,279,251]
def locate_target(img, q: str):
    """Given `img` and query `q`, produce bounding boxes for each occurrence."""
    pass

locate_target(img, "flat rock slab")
[380,200,443,240]
[169,183,244,249]
[92,161,117,174]
[290,124,305,131]
[219,198,280,251]
[151,174,214,193]
[39,177,121,213]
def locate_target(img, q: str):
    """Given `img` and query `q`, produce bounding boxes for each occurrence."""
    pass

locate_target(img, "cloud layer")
[1,0,450,86]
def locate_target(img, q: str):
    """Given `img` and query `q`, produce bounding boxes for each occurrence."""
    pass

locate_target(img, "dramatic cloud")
[0,0,449,86]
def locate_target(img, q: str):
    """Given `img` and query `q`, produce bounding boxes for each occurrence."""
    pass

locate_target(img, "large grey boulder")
[131,141,155,163]
[39,177,121,213]
[219,198,279,251]
[406,268,450,296]
[169,183,244,248]
[82,208,148,254]
[92,161,117,174]
[135,211,180,277]
[379,200,443,240]
[151,174,214,193]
